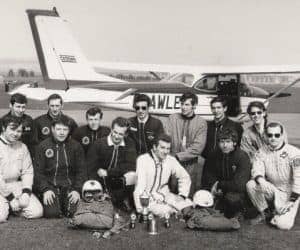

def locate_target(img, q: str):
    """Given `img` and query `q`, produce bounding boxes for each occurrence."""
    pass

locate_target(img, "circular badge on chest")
[42,126,50,135]
[82,136,90,145]
[45,148,54,158]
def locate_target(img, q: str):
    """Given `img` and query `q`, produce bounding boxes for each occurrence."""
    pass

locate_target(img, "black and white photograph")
[0,0,299,249]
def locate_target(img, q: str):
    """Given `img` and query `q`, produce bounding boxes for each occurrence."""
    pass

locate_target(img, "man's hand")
[19,193,30,208]
[43,190,56,206]
[278,201,295,215]
[97,168,108,177]
[9,198,20,212]
[124,172,137,186]
[211,181,223,197]
[68,191,80,204]
[257,177,269,191]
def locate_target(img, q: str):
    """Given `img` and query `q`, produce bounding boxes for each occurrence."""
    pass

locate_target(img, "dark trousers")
[43,187,78,218]
[216,192,250,218]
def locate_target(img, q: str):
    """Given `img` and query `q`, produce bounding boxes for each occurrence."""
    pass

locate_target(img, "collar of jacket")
[180,113,195,120]
[47,111,63,121]
[214,116,228,127]
[269,142,285,152]
[51,135,68,145]
[86,124,102,133]
[107,134,125,147]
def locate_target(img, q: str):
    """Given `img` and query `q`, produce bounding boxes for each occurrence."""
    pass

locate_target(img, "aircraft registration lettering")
[149,94,181,110]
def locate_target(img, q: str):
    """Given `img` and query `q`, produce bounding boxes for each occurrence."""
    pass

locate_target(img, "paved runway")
[0,108,299,147]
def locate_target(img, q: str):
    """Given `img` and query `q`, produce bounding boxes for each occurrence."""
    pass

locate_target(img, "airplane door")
[216,74,241,117]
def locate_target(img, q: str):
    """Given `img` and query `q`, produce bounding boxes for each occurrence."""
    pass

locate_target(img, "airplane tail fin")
[26,8,124,90]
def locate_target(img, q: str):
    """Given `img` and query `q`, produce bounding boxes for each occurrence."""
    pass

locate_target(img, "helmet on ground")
[82,180,103,202]
[193,190,214,207]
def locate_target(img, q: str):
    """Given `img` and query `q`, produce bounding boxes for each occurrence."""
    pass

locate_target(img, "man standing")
[87,117,137,211]
[134,134,193,217]
[202,97,243,159]
[73,107,110,155]
[0,116,43,222]
[128,94,164,155]
[247,122,300,230]
[165,92,207,195]
[0,93,37,157]
[34,94,78,143]
[201,128,251,219]
[34,117,86,218]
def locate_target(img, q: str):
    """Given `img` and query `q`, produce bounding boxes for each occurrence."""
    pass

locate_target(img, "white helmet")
[82,180,103,197]
[193,190,214,207]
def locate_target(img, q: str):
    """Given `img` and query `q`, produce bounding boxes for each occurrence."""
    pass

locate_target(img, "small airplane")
[10,7,300,119]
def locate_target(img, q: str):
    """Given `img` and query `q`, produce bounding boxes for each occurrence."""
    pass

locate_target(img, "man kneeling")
[0,116,43,221]
[134,134,193,217]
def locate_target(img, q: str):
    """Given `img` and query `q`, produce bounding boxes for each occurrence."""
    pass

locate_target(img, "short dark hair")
[111,117,130,131]
[247,101,266,114]
[86,107,103,119]
[10,93,27,105]
[217,128,238,143]
[153,133,172,147]
[47,94,63,105]
[1,116,23,130]
[180,92,198,106]
[265,122,283,134]
[51,116,72,129]
[210,97,227,108]
[133,93,151,107]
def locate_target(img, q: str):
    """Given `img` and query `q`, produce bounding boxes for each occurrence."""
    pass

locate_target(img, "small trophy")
[140,190,150,223]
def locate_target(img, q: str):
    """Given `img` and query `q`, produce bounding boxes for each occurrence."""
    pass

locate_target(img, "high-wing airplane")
[10,8,300,119]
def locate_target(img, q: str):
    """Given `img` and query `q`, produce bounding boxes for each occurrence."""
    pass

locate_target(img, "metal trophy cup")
[140,191,150,223]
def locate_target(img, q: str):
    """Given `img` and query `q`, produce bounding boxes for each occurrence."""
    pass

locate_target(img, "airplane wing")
[93,61,300,75]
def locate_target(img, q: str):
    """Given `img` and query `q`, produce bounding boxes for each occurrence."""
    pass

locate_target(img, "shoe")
[250,213,266,225]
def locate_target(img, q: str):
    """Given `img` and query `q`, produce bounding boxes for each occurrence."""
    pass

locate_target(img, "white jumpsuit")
[246,143,300,230]
[134,152,193,217]
[0,137,43,222]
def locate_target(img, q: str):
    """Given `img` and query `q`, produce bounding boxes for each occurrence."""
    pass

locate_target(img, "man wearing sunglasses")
[128,94,164,155]
[247,122,300,230]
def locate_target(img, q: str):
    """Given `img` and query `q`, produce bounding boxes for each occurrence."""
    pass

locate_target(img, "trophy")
[140,190,150,223]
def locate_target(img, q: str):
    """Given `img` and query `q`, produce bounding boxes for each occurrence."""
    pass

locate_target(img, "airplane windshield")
[193,76,217,92]
[167,73,194,86]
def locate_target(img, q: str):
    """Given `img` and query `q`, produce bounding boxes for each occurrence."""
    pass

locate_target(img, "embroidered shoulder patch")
[42,126,50,135]
[292,156,300,168]
[82,136,90,145]
[45,148,54,158]
[280,151,288,159]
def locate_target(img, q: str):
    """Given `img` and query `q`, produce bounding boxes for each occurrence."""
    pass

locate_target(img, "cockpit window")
[169,73,195,85]
[194,76,217,92]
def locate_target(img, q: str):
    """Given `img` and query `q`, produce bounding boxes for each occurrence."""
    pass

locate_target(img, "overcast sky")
[1,0,300,65]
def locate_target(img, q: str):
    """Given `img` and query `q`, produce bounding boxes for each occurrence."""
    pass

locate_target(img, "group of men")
[0,91,299,231]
